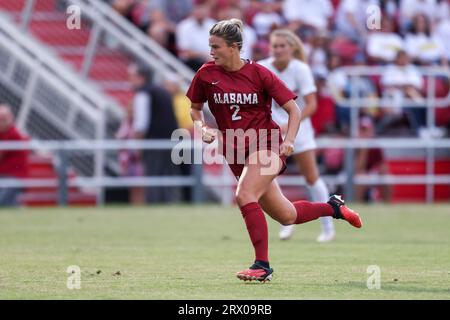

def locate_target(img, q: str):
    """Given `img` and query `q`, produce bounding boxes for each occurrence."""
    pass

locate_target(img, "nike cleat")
[327,195,363,228]
[236,262,273,282]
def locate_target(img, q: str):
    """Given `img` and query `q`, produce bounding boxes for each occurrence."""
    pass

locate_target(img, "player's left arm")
[297,63,318,121]
[300,92,317,121]
[280,99,301,156]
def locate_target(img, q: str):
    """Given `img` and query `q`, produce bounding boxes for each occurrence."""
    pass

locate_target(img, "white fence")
[1,138,449,205]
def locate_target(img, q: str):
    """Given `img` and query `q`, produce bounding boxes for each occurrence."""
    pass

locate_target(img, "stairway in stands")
[1,0,122,206]
[0,0,134,106]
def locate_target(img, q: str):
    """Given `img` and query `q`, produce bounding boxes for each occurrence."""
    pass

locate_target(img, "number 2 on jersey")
[230,105,242,121]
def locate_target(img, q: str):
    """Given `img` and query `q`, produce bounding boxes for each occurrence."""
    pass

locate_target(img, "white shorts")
[284,118,317,155]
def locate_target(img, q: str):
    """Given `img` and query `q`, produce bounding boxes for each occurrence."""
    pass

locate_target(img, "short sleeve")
[259,65,297,106]
[186,70,207,103]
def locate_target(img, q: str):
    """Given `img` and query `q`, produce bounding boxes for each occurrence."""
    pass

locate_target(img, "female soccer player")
[258,29,335,243]
[186,19,362,282]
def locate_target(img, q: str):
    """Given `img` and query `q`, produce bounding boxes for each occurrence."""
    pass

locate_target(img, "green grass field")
[0,204,449,299]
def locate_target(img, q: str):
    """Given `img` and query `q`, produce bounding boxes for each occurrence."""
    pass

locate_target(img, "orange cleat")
[328,195,362,228]
[236,262,273,282]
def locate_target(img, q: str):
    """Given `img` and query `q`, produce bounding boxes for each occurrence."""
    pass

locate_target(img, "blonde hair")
[270,29,307,63]
[209,18,243,50]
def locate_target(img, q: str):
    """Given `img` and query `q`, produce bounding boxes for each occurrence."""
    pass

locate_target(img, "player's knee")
[305,173,319,185]
[235,188,256,207]
[279,215,295,225]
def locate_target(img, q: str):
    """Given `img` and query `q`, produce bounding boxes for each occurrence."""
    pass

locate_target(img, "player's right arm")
[187,65,217,143]
[190,103,216,144]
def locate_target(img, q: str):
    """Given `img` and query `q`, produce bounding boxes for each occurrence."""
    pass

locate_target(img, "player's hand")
[280,140,294,157]
[201,126,217,143]
[194,120,216,143]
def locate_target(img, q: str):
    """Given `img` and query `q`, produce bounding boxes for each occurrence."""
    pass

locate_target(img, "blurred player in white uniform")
[258,29,335,242]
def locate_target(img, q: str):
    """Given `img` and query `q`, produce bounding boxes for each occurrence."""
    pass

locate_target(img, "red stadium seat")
[0,0,56,12]
[388,159,450,202]
[19,154,97,207]
[330,38,360,65]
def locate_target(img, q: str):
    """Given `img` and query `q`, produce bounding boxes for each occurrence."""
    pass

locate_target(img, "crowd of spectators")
[107,0,450,138]
[105,0,450,203]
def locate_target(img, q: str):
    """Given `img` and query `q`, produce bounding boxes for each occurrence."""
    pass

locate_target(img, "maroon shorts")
[218,126,287,179]
[227,153,287,179]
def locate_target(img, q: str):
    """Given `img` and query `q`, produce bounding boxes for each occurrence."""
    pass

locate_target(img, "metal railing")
[0,139,204,206]
[17,0,195,91]
[332,65,450,137]
[0,13,124,179]
[330,65,450,202]
[1,137,449,206]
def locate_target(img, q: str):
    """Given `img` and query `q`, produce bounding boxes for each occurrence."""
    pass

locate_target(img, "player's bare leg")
[259,178,362,229]
[258,180,297,225]
[235,151,362,282]
[235,150,285,282]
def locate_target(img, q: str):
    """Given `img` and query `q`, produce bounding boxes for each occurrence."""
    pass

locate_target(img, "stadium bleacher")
[0,0,449,206]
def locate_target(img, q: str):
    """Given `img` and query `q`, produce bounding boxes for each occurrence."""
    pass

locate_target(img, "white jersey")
[258,57,317,153]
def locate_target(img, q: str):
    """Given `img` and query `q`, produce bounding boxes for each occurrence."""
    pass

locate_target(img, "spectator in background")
[217,7,257,60]
[366,17,404,64]
[251,39,270,61]
[435,14,450,63]
[282,0,333,33]
[128,63,182,203]
[327,52,349,132]
[405,14,447,66]
[163,73,193,131]
[436,0,450,23]
[380,0,399,20]
[327,52,379,133]
[176,3,216,71]
[147,9,177,56]
[355,116,392,203]
[208,0,242,20]
[0,104,29,207]
[399,0,438,31]
[310,67,337,135]
[148,0,193,24]
[307,29,331,72]
[163,73,193,202]
[111,0,149,31]
[115,102,145,205]
[252,2,283,38]
[242,0,264,26]
[335,0,379,45]
[380,50,426,134]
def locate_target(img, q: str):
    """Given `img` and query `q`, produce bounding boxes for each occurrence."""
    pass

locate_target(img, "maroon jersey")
[186,60,297,132]
[186,60,297,177]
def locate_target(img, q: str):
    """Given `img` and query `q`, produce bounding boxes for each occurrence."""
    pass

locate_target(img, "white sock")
[307,178,335,233]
